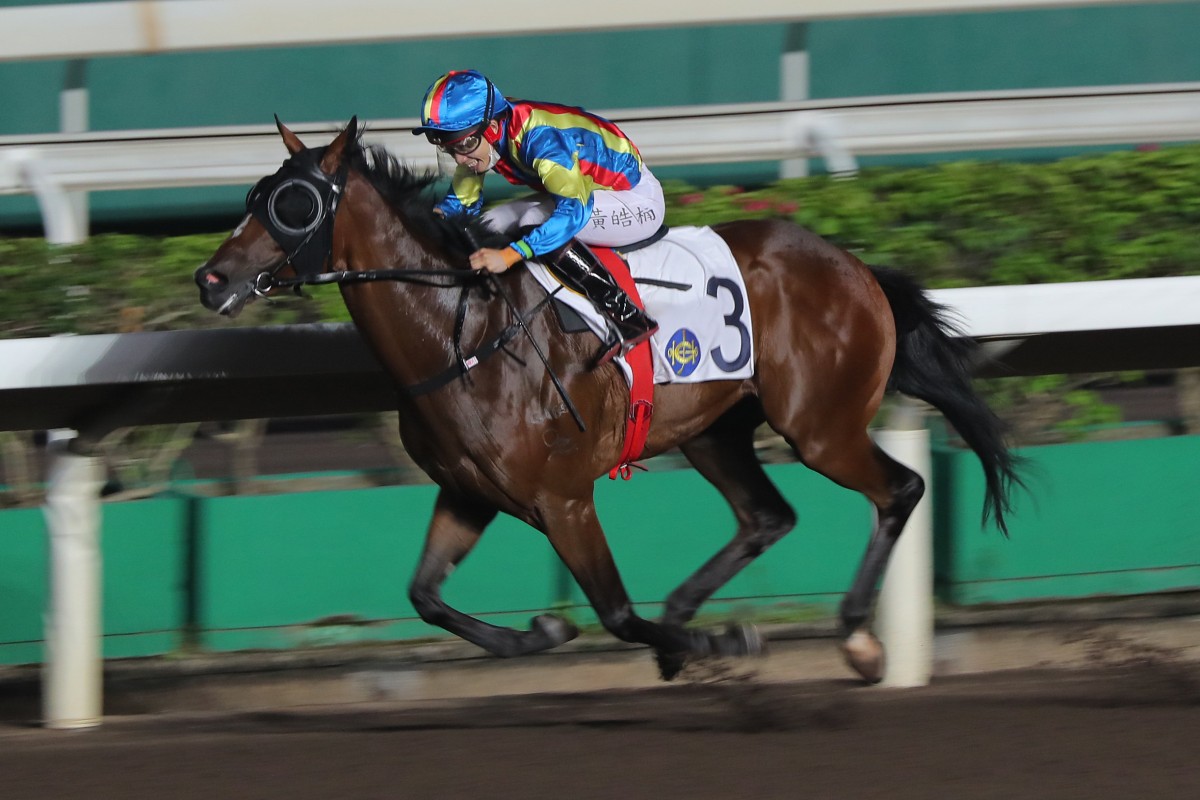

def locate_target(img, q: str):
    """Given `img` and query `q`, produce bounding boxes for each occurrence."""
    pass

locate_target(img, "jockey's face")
[450,120,500,174]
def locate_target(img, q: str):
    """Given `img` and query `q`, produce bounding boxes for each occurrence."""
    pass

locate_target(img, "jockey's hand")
[470,247,523,274]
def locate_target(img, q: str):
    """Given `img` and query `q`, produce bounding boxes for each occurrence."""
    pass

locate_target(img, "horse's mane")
[342,134,510,263]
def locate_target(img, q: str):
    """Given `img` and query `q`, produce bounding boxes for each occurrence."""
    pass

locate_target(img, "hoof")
[656,623,765,682]
[840,629,885,684]
[531,614,579,648]
[655,650,687,682]
[718,622,766,658]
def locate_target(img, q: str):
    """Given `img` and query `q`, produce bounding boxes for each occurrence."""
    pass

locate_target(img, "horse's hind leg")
[655,402,797,678]
[830,436,924,682]
[783,423,924,683]
[408,488,579,657]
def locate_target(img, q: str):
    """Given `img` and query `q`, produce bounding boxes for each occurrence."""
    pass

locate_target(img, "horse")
[194,116,1023,683]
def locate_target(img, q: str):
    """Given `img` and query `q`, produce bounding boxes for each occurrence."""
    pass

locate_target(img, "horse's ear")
[275,114,306,155]
[319,116,358,175]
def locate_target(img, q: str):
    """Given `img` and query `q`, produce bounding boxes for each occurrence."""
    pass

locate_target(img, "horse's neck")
[340,228,517,387]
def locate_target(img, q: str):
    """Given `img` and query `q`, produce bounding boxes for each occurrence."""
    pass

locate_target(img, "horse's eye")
[272,183,320,231]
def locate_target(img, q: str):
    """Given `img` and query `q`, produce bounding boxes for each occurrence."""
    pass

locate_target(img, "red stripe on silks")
[426,74,453,125]
[583,161,633,191]
[591,247,654,480]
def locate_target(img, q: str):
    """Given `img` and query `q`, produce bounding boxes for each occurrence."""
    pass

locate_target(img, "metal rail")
[3,83,1199,243]
[4,276,1199,435]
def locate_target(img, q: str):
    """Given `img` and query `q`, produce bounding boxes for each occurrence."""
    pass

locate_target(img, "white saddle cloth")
[525,226,755,385]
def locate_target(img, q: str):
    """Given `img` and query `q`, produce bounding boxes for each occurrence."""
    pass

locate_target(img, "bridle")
[244,147,486,294]
[245,145,349,295]
[240,148,587,431]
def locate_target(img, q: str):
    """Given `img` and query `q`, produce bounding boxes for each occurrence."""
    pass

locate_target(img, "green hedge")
[664,143,1200,287]
[3,143,1198,339]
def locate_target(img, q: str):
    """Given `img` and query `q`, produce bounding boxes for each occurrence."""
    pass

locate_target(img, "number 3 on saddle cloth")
[525,226,756,479]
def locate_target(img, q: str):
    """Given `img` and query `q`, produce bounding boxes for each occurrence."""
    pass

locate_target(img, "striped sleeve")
[435,167,485,217]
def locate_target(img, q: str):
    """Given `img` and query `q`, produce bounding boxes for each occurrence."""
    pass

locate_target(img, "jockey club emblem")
[665,328,702,377]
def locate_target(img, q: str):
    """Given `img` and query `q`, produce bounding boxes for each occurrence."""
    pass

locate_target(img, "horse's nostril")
[200,270,227,289]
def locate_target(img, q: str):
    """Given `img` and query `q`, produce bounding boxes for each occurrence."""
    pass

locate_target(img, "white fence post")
[779,22,810,179]
[59,58,89,241]
[41,430,104,729]
[873,399,934,687]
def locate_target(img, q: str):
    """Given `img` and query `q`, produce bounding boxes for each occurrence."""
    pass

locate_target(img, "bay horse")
[194,117,1022,683]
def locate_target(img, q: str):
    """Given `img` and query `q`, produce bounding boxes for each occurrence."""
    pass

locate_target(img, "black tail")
[871,266,1025,534]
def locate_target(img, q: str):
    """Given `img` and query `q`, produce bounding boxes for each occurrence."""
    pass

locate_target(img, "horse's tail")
[871,265,1025,535]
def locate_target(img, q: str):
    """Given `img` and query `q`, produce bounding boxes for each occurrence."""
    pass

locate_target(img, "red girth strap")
[590,247,654,480]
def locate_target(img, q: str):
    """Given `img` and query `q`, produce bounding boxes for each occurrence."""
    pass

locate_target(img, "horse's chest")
[397,404,512,488]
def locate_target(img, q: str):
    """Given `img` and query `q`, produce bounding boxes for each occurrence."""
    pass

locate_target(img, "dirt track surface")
[2,666,1198,800]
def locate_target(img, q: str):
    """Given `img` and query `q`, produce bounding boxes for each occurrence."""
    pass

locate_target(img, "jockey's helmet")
[413,70,511,142]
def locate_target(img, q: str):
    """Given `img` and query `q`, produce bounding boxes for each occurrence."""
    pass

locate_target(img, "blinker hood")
[247,145,347,278]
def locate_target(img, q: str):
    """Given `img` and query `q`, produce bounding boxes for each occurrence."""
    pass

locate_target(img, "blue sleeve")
[512,194,592,258]
[507,126,594,257]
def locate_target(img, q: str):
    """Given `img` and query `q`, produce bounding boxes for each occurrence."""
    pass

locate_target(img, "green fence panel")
[0,507,47,664]
[194,462,871,652]
[196,484,562,651]
[933,434,1200,604]
[0,497,188,665]
[5,432,1198,665]
[96,498,190,658]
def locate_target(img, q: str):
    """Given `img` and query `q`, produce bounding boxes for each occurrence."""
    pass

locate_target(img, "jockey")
[413,69,663,364]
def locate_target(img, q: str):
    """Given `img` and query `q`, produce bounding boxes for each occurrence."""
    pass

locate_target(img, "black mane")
[343,135,510,263]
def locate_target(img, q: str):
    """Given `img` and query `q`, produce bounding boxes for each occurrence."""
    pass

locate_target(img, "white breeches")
[481,167,665,250]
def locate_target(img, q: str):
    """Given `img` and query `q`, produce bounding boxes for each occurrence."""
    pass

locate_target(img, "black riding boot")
[548,241,658,365]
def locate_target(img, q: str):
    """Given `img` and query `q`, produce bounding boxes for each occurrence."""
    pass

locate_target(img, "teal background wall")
[933,434,1200,603]
[3,3,1199,225]
[3,433,1198,666]
[0,497,187,665]
[807,4,1200,98]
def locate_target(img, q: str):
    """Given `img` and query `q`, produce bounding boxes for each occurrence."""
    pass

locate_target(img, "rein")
[256,259,588,432]
[261,266,477,292]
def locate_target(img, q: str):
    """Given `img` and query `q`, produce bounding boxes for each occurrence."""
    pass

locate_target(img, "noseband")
[245,146,348,294]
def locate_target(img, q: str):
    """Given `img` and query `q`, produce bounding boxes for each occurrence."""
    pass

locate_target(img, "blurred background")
[1,1,1198,663]
[4,1,1200,229]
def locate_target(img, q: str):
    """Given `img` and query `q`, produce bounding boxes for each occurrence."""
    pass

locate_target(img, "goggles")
[426,125,485,156]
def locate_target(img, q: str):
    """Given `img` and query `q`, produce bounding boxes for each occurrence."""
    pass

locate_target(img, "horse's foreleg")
[652,417,796,678]
[409,489,579,657]
[542,498,762,677]
[665,414,796,629]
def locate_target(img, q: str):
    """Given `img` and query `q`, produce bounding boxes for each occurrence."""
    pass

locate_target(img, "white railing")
[4,83,1199,243]
[6,277,1200,431]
